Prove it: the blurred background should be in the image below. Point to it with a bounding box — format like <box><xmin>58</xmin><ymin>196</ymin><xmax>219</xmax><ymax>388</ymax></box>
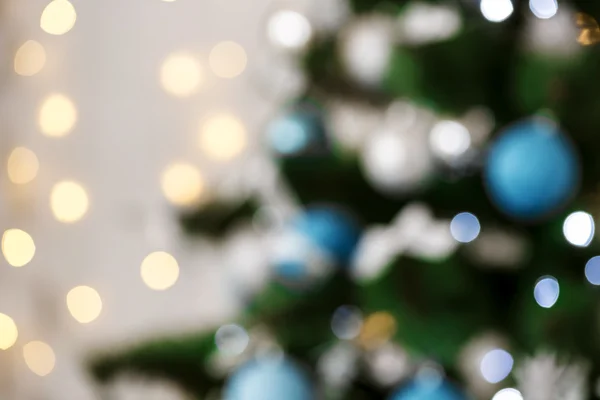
<box><xmin>2</xmin><ymin>0</ymin><xmax>600</xmax><ymax>399</ymax></box>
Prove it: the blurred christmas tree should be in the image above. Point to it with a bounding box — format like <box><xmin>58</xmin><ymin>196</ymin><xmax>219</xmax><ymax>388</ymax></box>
<box><xmin>90</xmin><ymin>1</ymin><xmax>600</xmax><ymax>399</ymax></box>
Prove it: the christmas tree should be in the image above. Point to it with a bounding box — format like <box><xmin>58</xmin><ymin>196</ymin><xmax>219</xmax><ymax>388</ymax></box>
<box><xmin>90</xmin><ymin>1</ymin><xmax>600</xmax><ymax>399</ymax></box>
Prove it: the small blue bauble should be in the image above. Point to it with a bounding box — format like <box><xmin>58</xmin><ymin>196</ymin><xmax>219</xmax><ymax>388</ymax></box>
<box><xmin>389</xmin><ymin>378</ymin><xmax>468</xmax><ymax>400</ymax></box>
<box><xmin>273</xmin><ymin>207</ymin><xmax>361</xmax><ymax>285</ymax></box>
<box><xmin>485</xmin><ymin>119</ymin><xmax>579</xmax><ymax>219</ymax></box>
<box><xmin>266</xmin><ymin>103</ymin><xmax>326</xmax><ymax>156</ymax></box>
<box><xmin>225</xmin><ymin>358</ymin><xmax>313</xmax><ymax>400</ymax></box>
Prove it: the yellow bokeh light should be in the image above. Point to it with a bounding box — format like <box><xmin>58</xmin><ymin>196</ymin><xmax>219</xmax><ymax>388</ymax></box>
<box><xmin>141</xmin><ymin>251</ymin><xmax>180</xmax><ymax>291</ymax></box>
<box><xmin>2</xmin><ymin>229</ymin><xmax>36</xmax><ymax>268</ymax></box>
<box><xmin>23</xmin><ymin>341</ymin><xmax>55</xmax><ymax>376</ymax></box>
<box><xmin>160</xmin><ymin>163</ymin><xmax>204</xmax><ymax>207</ymax></box>
<box><xmin>160</xmin><ymin>52</ymin><xmax>202</xmax><ymax>97</ymax></box>
<box><xmin>66</xmin><ymin>286</ymin><xmax>102</xmax><ymax>323</ymax></box>
<box><xmin>7</xmin><ymin>147</ymin><xmax>39</xmax><ymax>185</ymax></box>
<box><xmin>50</xmin><ymin>181</ymin><xmax>89</xmax><ymax>223</ymax></box>
<box><xmin>358</xmin><ymin>311</ymin><xmax>397</xmax><ymax>350</ymax></box>
<box><xmin>199</xmin><ymin>114</ymin><xmax>247</xmax><ymax>161</ymax></box>
<box><xmin>0</xmin><ymin>314</ymin><xmax>18</xmax><ymax>350</ymax></box>
<box><xmin>39</xmin><ymin>94</ymin><xmax>77</xmax><ymax>137</ymax></box>
<box><xmin>209</xmin><ymin>41</ymin><xmax>247</xmax><ymax>79</ymax></box>
<box><xmin>14</xmin><ymin>40</ymin><xmax>46</xmax><ymax>76</ymax></box>
<box><xmin>40</xmin><ymin>0</ymin><xmax>76</xmax><ymax>35</ymax></box>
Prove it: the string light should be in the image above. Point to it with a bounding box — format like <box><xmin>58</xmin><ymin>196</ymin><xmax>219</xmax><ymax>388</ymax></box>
<box><xmin>209</xmin><ymin>41</ymin><xmax>247</xmax><ymax>79</ymax></box>
<box><xmin>160</xmin><ymin>162</ymin><xmax>205</xmax><ymax>206</ymax></box>
<box><xmin>534</xmin><ymin>276</ymin><xmax>559</xmax><ymax>308</ymax></box>
<box><xmin>429</xmin><ymin>120</ymin><xmax>471</xmax><ymax>162</ymax></box>
<box><xmin>23</xmin><ymin>341</ymin><xmax>55</xmax><ymax>376</ymax></box>
<box><xmin>40</xmin><ymin>0</ymin><xmax>77</xmax><ymax>35</ymax></box>
<box><xmin>0</xmin><ymin>313</ymin><xmax>18</xmax><ymax>350</ymax></box>
<box><xmin>66</xmin><ymin>286</ymin><xmax>102</xmax><ymax>323</ymax></box>
<box><xmin>141</xmin><ymin>251</ymin><xmax>180</xmax><ymax>290</ymax></box>
<box><xmin>14</xmin><ymin>40</ymin><xmax>46</xmax><ymax>76</ymax></box>
<box><xmin>199</xmin><ymin>113</ymin><xmax>247</xmax><ymax>161</ymax></box>
<box><xmin>529</xmin><ymin>0</ymin><xmax>558</xmax><ymax>19</ymax></box>
<box><xmin>563</xmin><ymin>211</ymin><xmax>594</xmax><ymax>247</ymax></box>
<box><xmin>480</xmin><ymin>349</ymin><xmax>514</xmax><ymax>383</ymax></box>
<box><xmin>39</xmin><ymin>94</ymin><xmax>77</xmax><ymax>137</ymax></box>
<box><xmin>480</xmin><ymin>0</ymin><xmax>514</xmax><ymax>23</ymax></box>
<box><xmin>7</xmin><ymin>147</ymin><xmax>39</xmax><ymax>185</ymax></box>
<box><xmin>2</xmin><ymin>229</ymin><xmax>36</xmax><ymax>267</ymax></box>
<box><xmin>50</xmin><ymin>181</ymin><xmax>89</xmax><ymax>223</ymax></box>
<box><xmin>160</xmin><ymin>52</ymin><xmax>202</xmax><ymax>97</ymax></box>
<box><xmin>450</xmin><ymin>212</ymin><xmax>481</xmax><ymax>243</ymax></box>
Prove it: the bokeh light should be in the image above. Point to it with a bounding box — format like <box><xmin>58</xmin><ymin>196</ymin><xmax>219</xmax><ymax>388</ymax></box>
<box><xmin>199</xmin><ymin>114</ymin><xmax>247</xmax><ymax>161</ymax></box>
<box><xmin>7</xmin><ymin>147</ymin><xmax>39</xmax><ymax>185</ymax></box>
<box><xmin>359</xmin><ymin>312</ymin><xmax>397</xmax><ymax>350</ymax></box>
<box><xmin>267</xmin><ymin>10</ymin><xmax>312</xmax><ymax>50</ymax></box>
<box><xmin>215</xmin><ymin>324</ymin><xmax>249</xmax><ymax>356</ymax></box>
<box><xmin>39</xmin><ymin>94</ymin><xmax>77</xmax><ymax>137</ymax></box>
<box><xmin>450</xmin><ymin>212</ymin><xmax>481</xmax><ymax>243</ymax></box>
<box><xmin>160</xmin><ymin>52</ymin><xmax>202</xmax><ymax>97</ymax></box>
<box><xmin>529</xmin><ymin>0</ymin><xmax>558</xmax><ymax>19</ymax></box>
<box><xmin>141</xmin><ymin>251</ymin><xmax>180</xmax><ymax>290</ymax></box>
<box><xmin>534</xmin><ymin>276</ymin><xmax>559</xmax><ymax>308</ymax></box>
<box><xmin>563</xmin><ymin>211</ymin><xmax>594</xmax><ymax>247</ymax></box>
<box><xmin>584</xmin><ymin>256</ymin><xmax>600</xmax><ymax>285</ymax></box>
<box><xmin>40</xmin><ymin>0</ymin><xmax>77</xmax><ymax>35</ymax></box>
<box><xmin>66</xmin><ymin>286</ymin><xmax>102</xmax><ymax>323</ymax></box>
<box><xmin>267</xmin><ymin>116</ymin><xmax>311</xmax><ymax>155</ymax></box>
<box><xmin>429</xmin><ymin>120</ymin><xmax>471</xmax><ymax>162</ymax></box>
<box><xmin>50</xmin><ymin>181</ymin><xmax>89</xmax><ymax>223</ymax></box>
<box><xmin>209</xmin><ymin>41</ymin><xmax>247</xmax><ymax>78</ymax></box>
<box><xmin>480</xmin><ymin>0</ymin><xmax>514</xmax><ymax>22</ymax></box>
<box><xmin>492</xmin><ymin>388</ymin><xmax>523</xmax><ymax>400</ymax></box>
<box><xmin>160</xmin><ymin>162</ymin><xmax>205</xmax><ymax>206</ymax></box>
<box><xmin>14</xmin><ymin>40</ymin><xmax>46</xmax><ymax>76</ymax></box>
<box><xmin>23</xmin><ymin>341</ymin><xmax>55</xmax><ymax>376</ymax></box>
<box><xmin>480</xmin><ymin>349</ymin><xmax>514</xmax><ymax>383</ymax></box>
<box><xmin>0</xmin><ymin>313</ymin><xmax>18</xmax><ymax>350</ymax></box>
<box><xmin>331</xmin><ymin>305</ymin><xmax>363</xmax><ymax>340</ymax></box>
<box><xmin>2</xmin><ymin>229</ymin><xmax>36</xmax><ymax>267</ymax></box>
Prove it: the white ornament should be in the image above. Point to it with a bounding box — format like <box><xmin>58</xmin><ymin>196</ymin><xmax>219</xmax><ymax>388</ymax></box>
<box><xmin>516</xmin><ymin>352</ymin><xmax>589</xmax><ymax>400</ymax></box>
<box><xmin>523</xmin><ymin>5</ymin><xmax>581</xmax><ymax>58</ymax></box>
<box><xmin>109</xmin><ymin>374</ymin><xmax>192</xmax><ymax>400</ymax></box>
<box><xmin>360</xmin><ymin>104</ymin><xmax>434</xmax><ymax>194</ymax></box>
<box><xmin>339</xmin><ymin>15</ymin><xmax>395</xmax><ymax>87</ymax></box>
<box><xmin>326</xmin><ymin>100</ymin><xmax>384</xmax><ymax>152</ymax></box>
<box><xmin>398</xmin><ymin>2</ymin><xmax>462</xmax><ymax>45</ymax></box>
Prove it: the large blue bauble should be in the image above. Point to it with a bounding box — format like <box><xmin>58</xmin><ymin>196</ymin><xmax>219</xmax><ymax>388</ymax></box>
<box><xmin>224</xmin><ymin>358</ymin><xmax>313</xmax><ymax>400</ymax></box>
<box><xmin>389</xmin><ymin>378</ymin><xmax>468</xmax><ymax>400</ymax></box>
<box><xmin>266</xmin><ymin>103</ymin><xmax>326</xmax><ymax>156</ymax></box>
<box><xmin>485</xmin><ymin>119</ymin><xmax>579</xmax><ymax>219</ymax></box>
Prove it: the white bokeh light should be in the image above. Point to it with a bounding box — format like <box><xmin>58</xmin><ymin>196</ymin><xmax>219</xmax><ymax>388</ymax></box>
<box><xmin>529</xmin><ymin>0</ymin><xmax>558</xmax><ymax>19</ymax></box>
<box><xmin>429</xmin><ymin>120</ymin><xmax>471</xmax><ymax>162</ymax></box>
<box><xmin>585</xmin><ymin>256</ymin><xmax>600</xmax><ymax>285</ymax></box>
<box><xmin>331</xmin><ymin>305</ymin><xmax>363</xmax><ymax>340</ymax></box>
<box><xmin>534</xmin><ymin>276</ymin><xmax>559</xmax><ymax>308</ymax></box>
<box><xmin>563</xmin><ymin>211</ymin><xmax>594</xmax><ymax>247</ymax></box>
<box><xmin>267</xmin><ymin>10</ymin><xmax>312</xmax><ymax>50</ymax></box>
<box><xmin>492</xmin><ymin>388</ymin><xmax>523</xmax><ymax>400</ymax></box>
<box><xmin>480</xmin><ymin>349</ymin><xmax>514</xmax><ymax>383</ymax></box>
<box><xmin>215</xmin><ymin>324</ymin><xmax>250</xmax><ymax>356</ymax></box>
<box><xmin>450</xmin><ymin>212</ymin><xmax>481</xmax><ymax>243</ymax></box>
<box><xmin>480</xmin><ymin>0</ymin><xmax>514</xmax><ymax>22</ymax></box>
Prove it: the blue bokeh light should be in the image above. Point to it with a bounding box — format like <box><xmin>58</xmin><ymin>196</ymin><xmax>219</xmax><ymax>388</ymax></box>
<box><xmin>450</xmin><ymin>212</ymin><xmax>481</xmax><ymax>243</ymax></box>
<box><xmin>585</xmin><ymin>256</ymin><xmax>600</xmax><ymax>285</ymax></box>
<box><xmin>534</xmin><ymin>276</ymin><xmax>559</xmax><ymax>308</ymax></box>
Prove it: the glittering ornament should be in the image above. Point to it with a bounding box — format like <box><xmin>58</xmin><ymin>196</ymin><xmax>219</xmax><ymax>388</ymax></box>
<box><xmin>266</xmin><ymin>102</ymin><xmax>327</xmax><ymax>157</ymax></box>
<box><xmin>485</xmin><ymin>118</ymin><xmax>580</xmax><ymax>220</ymax></box>
<box><xmin>389</xmin><ymin>376</ymin><xmax>468</xmax><ymax>400</ymax></box>
<box><xmin>225</xmin><ymin>358</ymin><xmax>313</xmax><ymax>400</ymax></box>
<box><xmin>271</xmin><ymin>207</ymin><xmax>361</xmax><ymax>286</ymax></box>
<box><xmin>339</xmin><ymin>14</ymin><xmax>395</xmax><ymax>87</ymax></box>
<box><xmin>515</xmin><ymin>352</ymin><xmax>589</xmax><ymax>400</ymax></box>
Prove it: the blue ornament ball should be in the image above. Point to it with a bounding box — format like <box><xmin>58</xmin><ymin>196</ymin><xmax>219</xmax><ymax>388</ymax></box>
<box><xmin>389</xmin><ymin>377</ymin><xmax>468</xmax><ymax>400</ymax></box>
<box><xmin>485</xmin><ymin>118</ymin><xmax>579</xmax><ymax>219</ymax></box>
<box><xmin>225</xmin><ymin>358</ymin><xmax>313</xmax><ymax>400</ymax></box>
<box><xmin>273</xmin><ymin>207</ymin><xmax>361</xmax><ymax>285</ymax></box>
<box><xmin>266</xmin><ymin>102</ymin><xmax>327</xmax><ymax>156</ymax></box>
